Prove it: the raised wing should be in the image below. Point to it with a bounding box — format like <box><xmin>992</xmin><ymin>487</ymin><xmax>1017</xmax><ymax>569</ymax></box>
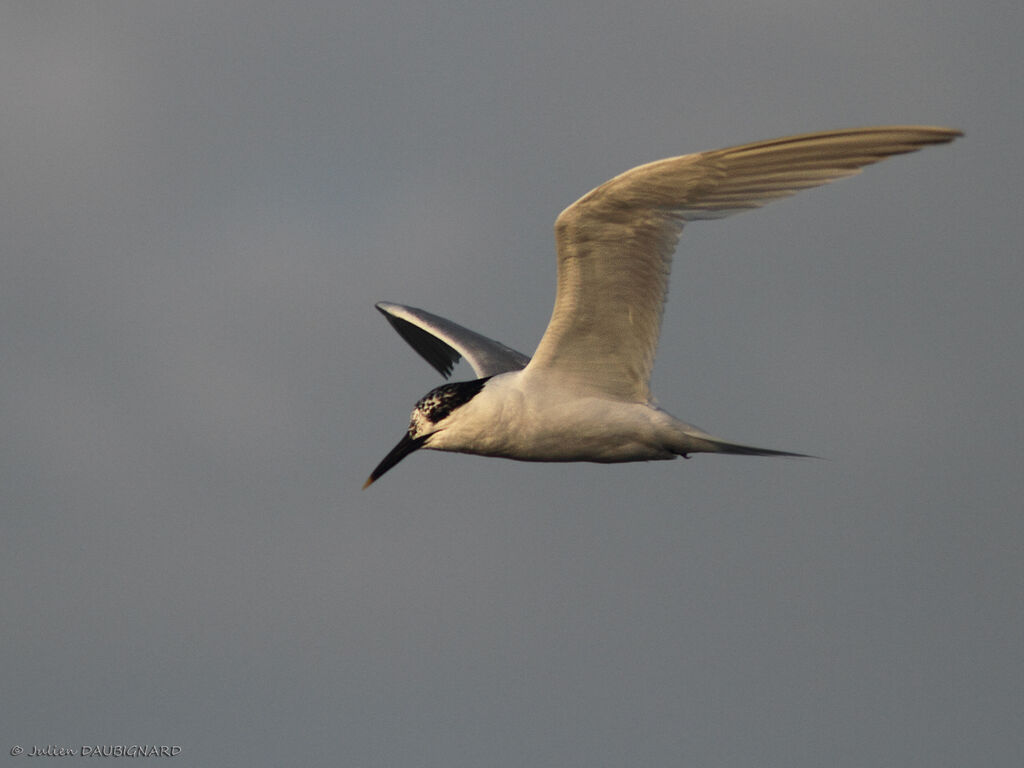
<box><xmin>375</xmin><ymin>301</ymin><xmax>530</xmax><ymax>378</ymax></box>
<box><xmin>526</xmin><ymin>126</ymin><xmax>961</xmax><ymax>401</ymax></box>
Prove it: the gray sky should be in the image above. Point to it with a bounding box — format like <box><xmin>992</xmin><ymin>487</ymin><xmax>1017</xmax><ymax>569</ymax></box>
<box><xmin>2</xmin><ymin>1</ymin><xmax>1021</xmax><ymax>766</ymax></box>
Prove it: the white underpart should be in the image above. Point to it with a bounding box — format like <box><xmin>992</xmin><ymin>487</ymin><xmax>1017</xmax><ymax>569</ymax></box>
<box><xmin>423</xmin><ymin>371</ymin><xmax>726</xmax><ymax>462</ymax></box>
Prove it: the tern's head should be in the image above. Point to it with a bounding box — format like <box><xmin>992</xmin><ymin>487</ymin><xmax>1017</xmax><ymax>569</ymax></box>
<box><xmin>363</xmin><ymin>377</ymin><xmax>491</xmax><ymax>488</ymax></box>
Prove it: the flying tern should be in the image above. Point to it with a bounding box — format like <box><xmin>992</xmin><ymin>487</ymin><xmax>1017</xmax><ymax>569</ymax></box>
<box><xmin>364</xmin><ymin>126</ymin><xmax>961</xmax><ymax>488</ymax></box>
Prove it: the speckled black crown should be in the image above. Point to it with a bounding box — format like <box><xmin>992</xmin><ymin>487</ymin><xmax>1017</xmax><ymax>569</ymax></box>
<box><xmin>415</xmin><ymin>377</ymin><xmax>492</xmax><ymax>424</ymax></box>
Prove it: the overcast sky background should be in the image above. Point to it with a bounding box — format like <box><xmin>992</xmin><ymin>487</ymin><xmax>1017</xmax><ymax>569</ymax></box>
<box><xmin>2</xmin><ymin>1</ymin><xmax>1022</xmax><ymax>766</ymax></box>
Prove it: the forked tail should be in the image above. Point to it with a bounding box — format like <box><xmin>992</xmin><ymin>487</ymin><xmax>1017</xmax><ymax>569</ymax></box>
<box><xmin>676</xmin><ymin>431</ymin><xmax>813</xmax><ymax>459</ymax></box>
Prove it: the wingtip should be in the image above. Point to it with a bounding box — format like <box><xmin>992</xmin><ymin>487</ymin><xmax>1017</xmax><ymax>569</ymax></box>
<box><xmin>362</xmin><ymin>476</ymin><xmax>375</xmax><ymax>490</ymax></box>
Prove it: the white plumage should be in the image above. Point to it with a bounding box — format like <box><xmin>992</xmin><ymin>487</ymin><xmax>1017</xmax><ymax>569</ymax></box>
<box><xmin>365</xmin><ymin>126</ymin><xmax>961</xmax><ymax>488</ymax></box>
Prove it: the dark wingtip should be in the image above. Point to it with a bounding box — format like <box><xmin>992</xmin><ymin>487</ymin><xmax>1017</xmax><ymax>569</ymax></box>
<box><xmin>376</xmin><ymin>303</ymin><xmax>461</xmax><ymax>378</ymax></box>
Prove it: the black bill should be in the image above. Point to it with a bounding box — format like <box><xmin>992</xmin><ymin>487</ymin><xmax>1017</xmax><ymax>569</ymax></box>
<box><xmin>363</xmin><ymin>433</ymin><xmax>428</xmax><ymax>489</ymax></box>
